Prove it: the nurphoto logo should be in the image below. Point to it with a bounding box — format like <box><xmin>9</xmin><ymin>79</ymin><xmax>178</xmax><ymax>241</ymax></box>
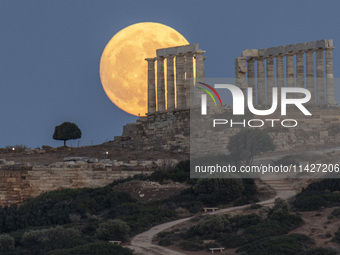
<box><xmin>198</xmin><ymin>83</ymin><xmax>312</xmax><ymax>128</ymax></box>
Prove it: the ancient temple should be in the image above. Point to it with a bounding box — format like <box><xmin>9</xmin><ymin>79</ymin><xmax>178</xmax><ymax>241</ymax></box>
<box><xmin>145</xmin><ymin>44</ymin><xmax>206</xmax><ymax>114</ymax></box>
<box><xmin>235</xmin><ymin>39</ymin><xmax>336</xmax><ymax>106</ymax></box>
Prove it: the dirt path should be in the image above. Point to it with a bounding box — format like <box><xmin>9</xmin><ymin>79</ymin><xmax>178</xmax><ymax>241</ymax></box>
<box><xmin>127</xmin><ymin>180</ymin><xmax>296</xmax><ymax>255</ymax></box>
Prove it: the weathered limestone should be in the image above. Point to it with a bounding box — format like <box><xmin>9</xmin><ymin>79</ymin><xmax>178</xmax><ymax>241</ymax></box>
<box><xmin>195</xmin><ymin>50</ymin><xmax>205</xmax><ymax>79</ymax></box>
<box><xmin>266</xmin><ymin>56</ymin><xmax>275</xmax><ymax>104</ymax></box>
<box><xmin>296</xmin><ymin>51</ymin><xmax>305</xmax><ymax>98</ymax></box>
<box><xmin>306</xmin><ymin>49</ymin><xmax>315</xmax><ymax>103</ymax></box>
<box><xmin>316</xmin><ymin>49</ymin><xmax>325</xmax><ymax>104</ymax></box>
<box><xmin>195</xmin><ymin>50</ymin><xmax>206</xmax><ymax>105</ymax></box>
<box><xmin>157</xmin><ymin>56</ymin><xmax>165</xmax><ymax>111</ymax></box>
<box><xmin>166</xmin><ymin>55</ymin><xmax>175</xmax><ymax>110</ymax></box>
<box><xmin>326</xmin><ymin>47</ymin><xmax>336</xmax><ymax>105</ymax></box>
<box><xmin>176</xmin><ymin>54</ymin><xmax>186</xmax><ymax>109</ymax></box>
<box><xmin>276</xmin><ymin>54</ymin><xmax>284</xmax><ymax>101</ymax></box>
<box><xmin>235</xmin><ymin>57</ymin><xmax>247</xmax><ymax>90</ymax></box>
<box><xmin>146</xmin><ymin>58</ymin><xmax>156</xmax><ymax>114</ymax></box>
<box><xmin>257</xmin><ymin>57</ymin><xmax>265</xmax><ymax>105</ymax></box>
<box><xmin>185</xmin><ymin>52</ymin><xmax>194</xmax><ymax>108</ymax></box>
<box><xmin>286</xmin><ymin>53</ymin><xmax>295</xmax><ymax>88</ymax></box>
<box><xmin>146</xmin><ymin>44</ymin><xmax>206</xmax><ymax>113</ymax></box>
<box><xmin>247</xmin><ymin>58</ymin><xmax>256</xmax><ymax>104</ymax></box>
<box><xmin>236</xmin><ymin>39</ymin><xmax>336</xmax><ymax>106</ymax></box>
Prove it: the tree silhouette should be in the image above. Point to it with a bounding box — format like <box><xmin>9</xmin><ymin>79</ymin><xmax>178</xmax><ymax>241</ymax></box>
<box><xmin>227</xmin><ymin>128</ymin><xmax>275</xmax><ymax>164</ymax></box>
<box><xmin>53</xmin><ymin>122</ymin><xmax>81</xmax><ymax>147</ymax></box>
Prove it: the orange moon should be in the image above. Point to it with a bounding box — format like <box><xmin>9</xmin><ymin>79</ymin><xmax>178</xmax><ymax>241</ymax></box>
<box><xmin>99</xmin><ymin>22</ymin><xmax>189</xmax><ymax>116</ymax></box>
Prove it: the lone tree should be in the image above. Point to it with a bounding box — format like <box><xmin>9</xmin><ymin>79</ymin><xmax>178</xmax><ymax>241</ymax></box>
<box><xmin>227</xmin><ymin>128</ymin><xmax>275</xmax><ymax>165</ymax></box>
<box><xmin>53</xmin><ymin>122</ymin><xmax>82</xmax><ymax>147</ymax></box>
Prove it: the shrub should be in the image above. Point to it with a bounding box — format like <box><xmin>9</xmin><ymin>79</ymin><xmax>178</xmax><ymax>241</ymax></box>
<box><xmin>331</xmin><ymin>208</ymin><xmax>340</xmax><ymax>218</ymax></box>
<box><xmin>293</xmin><ymin>179</ymin><xmax>340</xmax><ymax>211</ymax></box>
<box><xmin>229</xmin><ymin>213</ymin><xmax>261</xmax><ymax>230</ymax></box>
<box><xmin>237</xmin><ymin>234</ymin><xmax>314</xmax><ymax>255</ymax></box>
<box><xmin>95</xmin><ymin>219</ymin><xmax>130</xmax><ymax>242</ymax></box>
<box><xmin>0</xmin><ymin>234</ymin><xmax>15</xmax><ymax>253</ymax></box>
<box><xmin>158</xmin><ymin>238</ymin><xmax>172</xmax><ymax>246</ymax></box>
<box><xmin>179</xmin><ymin>239</ymin><xmax>204</xmax><ymax>251</ymax></box>
<box><xmin>46</xmin><ymin>242</ymin><xmax>133</xmax><ymax>255</ymax></box>
<box><xmin>195</xmin><ymin>215</ymin><xmax>231</xmax><ymax>237</ymax></box>
<box><xmin>193</xmin><ymin>179</ymin><xmax>244</xmax><ymax>205</ymax></box>
<box><xmin>22</xmin><ymin>226</ymin><xmax>83</xmax><ymax>255</ymax></box>
<box><xmin>333</xmin><ymin>227</ymin><xmax>340</xmax><ymax>244</ymax></box>
<box><xmin>249</xmin><ymin>203</ymin><xmax>262</xmax><ymax>210</ymax></box>
<box><xmin>268</xmin><ymin>198</ymin><xmax>289</xmax><ymax>220</ymax></box>
<box><xmin>149</xmin><ymin>160</ymin><xmax>190</xmax><ymax>183</ymax></box>
<box><xmin>5</xmin><ymin>144</ymin><xmax>29</xmax><ymax>152</ymax></box>
<box><xmin>302</xmin><ymin>247</ymin><xmax>336</xmax><ymax>255</ymax></box>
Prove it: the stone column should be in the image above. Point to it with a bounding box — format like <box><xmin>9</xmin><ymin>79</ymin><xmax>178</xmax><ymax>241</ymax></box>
<box><xmin>325</xmin><ymin>47</ymin><xmax>336</xmax><ymax>105</ymax></box>
<box><xmin>296</xmin><ymin>51</ymin><xmax>305</xmax><ymax>98</ymax></box>
<box><xmin>247</xmin><ymin>58</ymin><xmax>256</xmax><ymax>105</ymax></box>
<box><xmin>157</xmin><ymin>56</ymin><xmax>165</xmax><ymax>112</ymax></box>
<box><xmin>185</xmin><ymin>52</ymin><xmax>194</xmax><ymax>109</ymax></box>
<box><xmin>166</xmin><ymin>55</ymin><xmax>175</xmax><ymax>110</ymax></box>
<box><xmin>195</xmin><ymin>50</ymin><xmax>206</xmax><ymax>106</ymax></box>
<box><xmin>235</xmin><ymin>57</ymin><xmax>247</xmax><ymax>107</ymax></box>
<box><xmin>176</xmin><ymin>54</ymin><xmax>185</xmax><ymax>109</ymax></box>
<box><xmin>306</xmin><ymin>49</ymin><xmax>315</xmax><ymax>104</ymax></box>
<box><xmin>257</xmin><ymin>57</ymin><xmax>265</xmax><ymax>105</ymax></box>
<box><xmin>266</xmin><ymin>56</ymin><xmax>275</xmax><ymax>104</ymax></box>
<box><xmin>286</xmin><ymin>53</ymin><xmax>295</xmax><ymax>88</ymax></box>
<box><xmin>276</xmin><ymin>54</ymin><xmax>284</xmax><ymax>102</ymax></box>
<box><xmin>145</xmin><ymin>58</ymin><xmax>156</xmax><ymax>114</ymax></box>
<box><xmin>316</xmin><ymin>48</ymin><xmax>325</xmax><ymax>104</ymax></box>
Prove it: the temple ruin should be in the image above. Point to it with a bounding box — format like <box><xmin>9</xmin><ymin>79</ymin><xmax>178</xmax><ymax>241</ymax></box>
<box><xmin>235</xmin><ymin>39</ymin><xmax>336</xmax><ymax>106</ymax></box>
<box><xmin>113</xmin><ymin>39</ymin><xmax>340</xmax><ymax>155</ymax></box>
<box><xmin>145</xmin><ymin>44</ymin><xmax>206</xmax><ymax>114</ymax></box>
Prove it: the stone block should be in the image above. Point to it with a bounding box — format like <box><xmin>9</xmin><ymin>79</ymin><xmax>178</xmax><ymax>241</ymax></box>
<box><xmin>87</xmin><ymin>158</ymin><xmax>99</xmax><ymax>163</ymax></box>
<box><xmin>241</xmin><ymin>49</ymin><xmax>258</xmax><ymax>58</ymax></box>
<box><xmin>64</xmin><ymin>157</ymin><xmax>89</xmax><ymax>162</ymax></box>
<box><xmin>263</xmin><ymin>46</ymin><xmax>286</xmax><ymax>57</ymax></box>
<box><xmin>156</xmin><ymin>44</ymin><xmax>199</xmax><ymax>57</ymax></box>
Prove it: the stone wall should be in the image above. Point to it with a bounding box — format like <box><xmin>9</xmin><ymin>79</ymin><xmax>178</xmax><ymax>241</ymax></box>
<box><xmin>112</xmin><ymin>109</ymin><xmax>190</xmax><ymax>153</ymax></box>
<box><xmin>0</xmin><ymin>157</ymin><xmax>180</xmax><ymax>206</ymax></box>
<box><xmin>0</xmin><ymin>167</ymin><xmax>144</xmax><ymax>206</ymax></box>
<box><xmin>114</xmin><ymin>106</ymin><xmax>340</xmax><ymax>156</ymax></box>
<box><xmin>191</xmin><ymin>106</ymin><xmax>340</xmax><ymax>156</ymax></box>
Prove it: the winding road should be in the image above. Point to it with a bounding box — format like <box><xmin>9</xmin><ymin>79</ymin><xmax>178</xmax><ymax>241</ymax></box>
<box><xmin>127</xmin><ymin>180</ymin><xmax>296</xmax><ymax>255</ymax></box>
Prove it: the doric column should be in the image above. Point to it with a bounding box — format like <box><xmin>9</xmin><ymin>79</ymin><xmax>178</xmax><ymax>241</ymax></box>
<box><xmin>157</xmin><ymin>56</ymin><xmax>165</xmax><ymax>112</ymax></box>
<box><xmin>316</xmin><ymin>48</ymin><xmax>325</xmax><ymax>104</ymax></box>
<box><xmin>145</xmin><ymin>58</ymin><xmax>156</xmax><ymax>114</ymax></box>
<box><xmin>296</xmin><ymin>51</ymin><xmax>305</xmax><ymax>98</ymax></box>
<box><xmin>257</xmin><ymin>57</ymin><xmax>265</xmax><ymax>105</ymax></box>
<box><xmin>195</xmin><ymin>50</ymin><xmax>206</xmax><ymax>106</ymax></box>
<box><xmin>286</xmin><ymin>53</ymin><xmax>295</xmax><ymax>88</ymax></box>
<box><xmin>306</xmin><ymin>49</ymin><xmax>315</xmax><ymax>104</ymax></box>
<box><xmin>235</xmin><ymin>57</ymin><xmax>247</xmax><ymax>92</ymax></box>
<box><xmin>247</xmin><ymin>58</ymin><xmax>256</xmax><ymax>105</ymax></box>
<box><xmin>276</xmin><ymin>54</ymin><xmax>284</xmax><ymax>102</ymax></box>
<box><xmin>185</xmin><ymin>52</ymin><xmax>194</xmax><ymax>109</ymax></box>
<box><xmin>166</xmin><ymin>55</ymin><xmax>175</xmax><ymax>110</ymax></box>
<box><xmin>326</xmin><ymin>47</ymin><xmax>336</xmax><ymax>105</ymax></box>
<box><xmin>176</xmin><ymin>54</ymin><xmax>185</xmax><ymax>109</ymax></box>
<box><xmin>196</xmin><ymin>51</ymin><xmax>205</xmax><ymax>79</ymax></box>
<box><xmin>266</xmin><ymin>56</ymin><xmax>274</xmax><ymax>104</ymax></box>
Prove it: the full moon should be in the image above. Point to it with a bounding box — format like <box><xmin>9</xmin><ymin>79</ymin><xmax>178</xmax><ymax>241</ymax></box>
<box><xmin>100</xmin><ymin>22</ymin><xmax>189</xmax><ymax>116</ymax></box>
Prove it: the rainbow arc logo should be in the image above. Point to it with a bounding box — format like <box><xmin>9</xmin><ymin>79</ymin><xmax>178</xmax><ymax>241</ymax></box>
<box><xmin>196</xmin><ymin>82</ymin><xmax>223</xmax><ymax>106</ymax></box>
